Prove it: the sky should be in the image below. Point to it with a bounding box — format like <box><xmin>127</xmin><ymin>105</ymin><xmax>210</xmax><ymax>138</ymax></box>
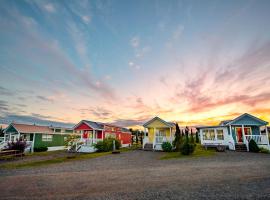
<box><xmin>0</xmin><ymin>0</ymin><xmax>270</xmax><ymax>129</ymax></box>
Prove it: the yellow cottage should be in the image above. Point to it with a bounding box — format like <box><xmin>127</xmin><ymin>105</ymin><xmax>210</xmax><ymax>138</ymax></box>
<box><xmin>143</xmin><ymin>117</ymin><xmax>175</xmax><ymax>150</ymax></box>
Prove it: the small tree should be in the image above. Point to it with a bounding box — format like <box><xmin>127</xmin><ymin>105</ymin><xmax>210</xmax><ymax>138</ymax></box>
<box><xmin>140</xmin><ymin>131</ymin><xmax>143</xmax><ymax>145</ymax></box>
<box><xmin>185</xmin><ymin>126</ymin><xmax>189</xmax><ymax>142</ymax></box>
<box><xmin>65</xmin><ymin>133</ymin><xmax>81</xmax><ymax>152</ymax></box>
<box><xmin>135</xmin><ymin>131</ymin><xmax>138</xmax><ymax>144</ymax></box>
<box><xmin>190</xmin><ymin>129</ymin><xmax>195</xmax><ymax>144</ymax></box>
<box><xmin>180</xmin><ymin>126</ymin><xmax>195</xmax><ymax>155</ymax></box>
<box><xmin>0</xmin><ymin>126</ymin><xmax>4</xmax><ymax>137</ymax></box>
<box><xmin>173</xmin><ymin>123</ymin><xmax>182</xmax><ymax>151</ymax></box>
<box><xmin>181</xmin><ymin>129</ymin><xmax>185</xmax><ymax>137</ymax></box>
<box><xmin>195</xmin><ymin>131</ymin><xmax>200</xmax><ymax>143</ymax></box>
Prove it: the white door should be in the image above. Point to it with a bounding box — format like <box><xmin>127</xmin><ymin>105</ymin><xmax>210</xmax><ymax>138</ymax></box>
<box><xmin>156</xmin><ymin>130</ymin><xmax>165</xmax><ymax>144</ymax></box>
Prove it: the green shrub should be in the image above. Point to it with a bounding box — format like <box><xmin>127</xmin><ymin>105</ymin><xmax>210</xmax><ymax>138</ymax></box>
<box><xmin>173</xmin><ymin>123</ymin><xmax>182</xmax><ymax>151</ymax></box>
<box><xmin>162</xmin><ymin>142</ymin><xmax>172</xmax><ymax>152</ymax></box>
<box><xmin>248</xmin><ymin>139</ymin><xmax>260</xmax><ymax>153</ymax></box>
<box><xmin>34</xmin><ymin>146</ymin><xmax>48</xmax><ymax>152</ymax></box>
<box><xmin>259</xmin><ymin>147</ymin><xmax>270</xmax><ymax>154</ymax></box>
<box><xmin>94</xmin><ymin>137</ymin><xmax>121</xmax><ymax>152</ymax></box>
<box><xmin>180</xmin><ymin>142</ymin><xmax>195</xmax><ymax>155</ymax></box>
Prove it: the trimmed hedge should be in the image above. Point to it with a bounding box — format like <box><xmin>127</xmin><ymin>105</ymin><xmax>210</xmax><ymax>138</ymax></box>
<box><xmin>94</xmin><ymin>137</ymin><xmax>121</xmax><ymax>152</ymax></box>
<box><xmin>34</xmin><ymin>146</ymin><xmax>48</xmax><ymax>152</ymax></box>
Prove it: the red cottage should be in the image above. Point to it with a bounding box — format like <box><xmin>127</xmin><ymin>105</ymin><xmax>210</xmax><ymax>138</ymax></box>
<box><xmin>73</xmin><ymin>120</ymin><xmax>132</xmax><ymax>152</ymax></box>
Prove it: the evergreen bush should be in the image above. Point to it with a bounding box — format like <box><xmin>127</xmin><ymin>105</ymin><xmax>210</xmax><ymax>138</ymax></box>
<box><xmin>94</xmin><ymin>137</ymin><xmax>121</xmax><ymax>152</ymax></box>
<box><xmin>195</xmin><ymin>131</ymin><xmax>200</xmax><ymax>143</ymax></box>
<box><xmin>248</xmin><ymin>139</ymin><xmax>260</xmax><ymax>153</ymax></box>
<box><xmin>173</xmin><ymin>123</ymin><xmax>182</xmax><ymax>151</ymax></box>
<box><xmin>34</xmin><ymin>146</ymin><xmax>48</xmax><ymax>152</ymax></box>
<box><xmin>190</xmin><ymin>130</ymin><xmax>195</xmax><ymax>144</ymax></box>
<box><xmin>180</xmin><ymin>141</ymin><xmax>195</xmax><ymax>155</ymax></box>
<box><xmin>162</xmin><ymin>142</ymin><xmax>172</xmax><ymax>152</ymax></box>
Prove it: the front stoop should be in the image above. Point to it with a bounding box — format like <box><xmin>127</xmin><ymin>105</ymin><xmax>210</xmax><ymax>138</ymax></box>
<box><xmin>235</xmin><ymin>144</ymin><xmax>247</xmax><ymax>152</ymax></box>
<box><xmin>143</xmin><ymin>143</ymin><xmax>153</xmax><ymax>151</ymax></box>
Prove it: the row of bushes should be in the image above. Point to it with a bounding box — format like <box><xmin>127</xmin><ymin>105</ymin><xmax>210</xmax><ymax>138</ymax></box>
<box><xmin>94</xmin><ymin>137</ymin><xmax>121</xmax><ymax>152</ymax></box>
<box><xmin>5</xmin><ymin>139</ymin><xmax>48</xmax><ymax>152</ymax></box>
<box><xmin>161</xmin><ymin>139</ymin><xmax>196</xmax><ymax>155</ymax></box>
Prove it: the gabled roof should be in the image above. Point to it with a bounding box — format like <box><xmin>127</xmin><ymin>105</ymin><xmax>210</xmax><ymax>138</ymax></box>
<box><xmin>8</xmin><ymin>123</ymin><xmax>53</xmax><ymax>134</ymax></box>
<box><xmin>73</xmin><ymin>120</ymin><xmax>104</xmax><ymax>130</ymax></box>
<box><xmin>226</xmin><ymin>113</ymin><xmax>268</xmax><ymax>126</ymax></box>
<box><xmin>143</xmin><ymin>116</ymin><xmax>175</xmax><ymax>128</ymax></box>
<box><xmin>73</xmin><ymin>120</ymin><xmax>131</xmax><ymax>132</ymax></box>
<box><xmin>83</xmin><ymin>120</ymin><xmax>104</xmax><ymax>130</ymax></box>
<box><xmin>219</xmin><ymin>120</ymin><xmax>232</xmax><ymax>126</ymax></box>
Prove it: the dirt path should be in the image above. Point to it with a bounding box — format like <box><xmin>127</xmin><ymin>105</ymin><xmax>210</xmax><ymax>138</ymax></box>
<box><xmin>1</xmin><ymin>150</ymin><xmax>270</xmax><ymax>200</ymax></box>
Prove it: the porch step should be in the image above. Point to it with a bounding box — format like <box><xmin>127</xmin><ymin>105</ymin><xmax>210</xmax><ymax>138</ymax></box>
<box><xmin>235</xmin><ymin>144</ymin><xmax>247</xmax><ymax>152</ymax></box>
<box><xmin>143</xmin><ymin>143</ymin><xmax>153</xmax><ymax>151</ymax></box>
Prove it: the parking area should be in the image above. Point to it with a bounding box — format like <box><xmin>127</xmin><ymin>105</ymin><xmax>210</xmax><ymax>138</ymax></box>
<box><xmin>1</xmin><ymin>150</ymin><xmax>270</xmax><ymax>200</ymax></box>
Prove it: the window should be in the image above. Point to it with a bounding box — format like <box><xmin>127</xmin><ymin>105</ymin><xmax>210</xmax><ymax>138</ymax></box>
<box><xmin>217</xmin><ymin>129</ymin><xmax>224</xmax><ymax>140</ymax></box>
<box><xmin>65</xmin><ymin>129</ymin><xmax>73</xmax><ymax>133</ymax></box>
<box><xmin>55</xmin><ymin>129</ymin><xmax>61</xmax><ymax>133</ymax></box>
<box><xmin>202</xmin><ymin>129</ymin><xmax>215</xmax><ymax>140</ymax></box>
<box><xmin>42</xmin><ymin>134</ymin><xmax>53</xmax><ymax>141</ymax></box>
<box><xmin>156</xmin><ymin>130</ymin><xmax>166</xmax><ymax>143</ymax></box>
<box><xmin>244</xmin><ymin>127</ymin><xmax>251</xmax><ymax>135</ymax></box>
<box><xmin>105</xmin><ymin>133</ymin><xmax>116</xmax><ymax>138</ymax></box>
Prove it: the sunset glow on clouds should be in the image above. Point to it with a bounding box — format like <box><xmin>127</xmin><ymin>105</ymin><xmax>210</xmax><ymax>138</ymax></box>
<box><xmin>0</xmin><ymin>0</ymin><xmax>270</xmax><ymax>128</ymax></box>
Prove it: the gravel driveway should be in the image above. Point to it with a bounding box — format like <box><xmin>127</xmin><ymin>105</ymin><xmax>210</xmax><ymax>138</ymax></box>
<box><xmin>1</xmin><ymin>150</ymin><xmax>270</xmax><ymax>200</ymax></box>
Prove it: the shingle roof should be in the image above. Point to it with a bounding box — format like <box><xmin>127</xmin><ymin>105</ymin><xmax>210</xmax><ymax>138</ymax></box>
<box><xmin>121</xmin><ymin>127</ymin><xmax>131</xmax><ymax>133</ymax></box>
<box><xmin>83</xmin><ymin>120</ymin><xmax>104</xmax><ymax>130</ymax></box>
<box><xmin>12</xmin><ymin>123</ymin><xmax>53</xmax><ymax>134</ymax></box>
<box><xmin>219</xmin><ymin>120</ymin><xmax>232</xmax><ymax>126</ymax></box>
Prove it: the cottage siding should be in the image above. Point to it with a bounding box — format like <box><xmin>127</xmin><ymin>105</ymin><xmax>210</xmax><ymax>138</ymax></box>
<box><xmin>148</xmin><ymin>128</ymin><xmax>154</xmax><ymax>143</ymax></box>
<box><xmin>145</xmin><ymin>119</ymin><xmax>169</xmax><ymax>128</ymax></box>
<box><xmin>147</xmin><ymin>127</ymin><xmax>171</xmax><ymax>143</ymax></box>
<box><xmin>75</xmin><ymin>122</ymin><xmax>92</xmax><ymax>130</ymax></box>
<box><xmin>231</xmin><ymin>128</ymin><xmax>236</xmax><ymax>142</ymax></box>
<box><xmin>5</xmin><ymin>125</ymin><xmax>18</xmax><ymax>133</ymax></box>
<box><xmin>251</xmin><ymin>126</ymin><xmax>260</xmax><ymax>135</ymax></box>
<box><xmin>34</xmin><ymin>134</ymin><xmax>67</xmax><ymax>148</ymax></box>
<box><xmin>230</xmin><ymin>115</ymin><xmax>266</xmax><ymax>126</ymax></box>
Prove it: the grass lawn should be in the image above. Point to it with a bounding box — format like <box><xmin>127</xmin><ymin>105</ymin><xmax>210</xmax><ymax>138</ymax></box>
<box><xmin>0</xmin><ymin>147</ymin><xmax>136</xmax><ymax>170</ymax></box>
<box><xmin>160</xmin><ymin>145</ymin><xmax>216</xmax><ymax>160</ymax></box>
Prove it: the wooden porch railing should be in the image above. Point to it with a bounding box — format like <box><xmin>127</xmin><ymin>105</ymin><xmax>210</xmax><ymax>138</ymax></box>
<box><xmin>245</xmin><ymin>135</ymin><xmax>268</xmax><ymax>145</ymax></box>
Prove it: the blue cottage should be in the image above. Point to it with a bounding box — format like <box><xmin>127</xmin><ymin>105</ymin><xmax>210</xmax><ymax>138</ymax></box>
<box><xmin>197</xmin><ymin>113</ymin><xmax>269</xmax><ymax>151</ymax></box>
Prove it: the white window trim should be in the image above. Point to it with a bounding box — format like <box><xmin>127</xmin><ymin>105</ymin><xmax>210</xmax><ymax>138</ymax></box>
<box><xmin>42</xmin><ymin>134</ymin><xmax>53</xmax><ymax>142</ymax></box>
<box><xmin>216</xmin><ymin>129</ymin><xmax>224</xmax><ymax>141</ymax></box>
<box><xmin>202</xmin><ymin>128</ymin><xmax>225</xmax><ymax>141</ymax></box>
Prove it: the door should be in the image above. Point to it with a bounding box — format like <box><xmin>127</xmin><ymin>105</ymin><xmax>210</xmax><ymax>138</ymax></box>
<box><xmin>236</xmin><ymin>127</ymin><xmax>243</xmax><ymax>143</ymax></box>
<box><xmin>156</xmin><ymin>130</ymin><xmax>165</xmax><ymax>144</ymax></box>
